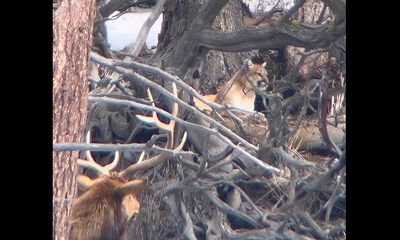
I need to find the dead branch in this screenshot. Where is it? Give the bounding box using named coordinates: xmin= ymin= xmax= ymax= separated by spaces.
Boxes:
xmin=53 ymin=142 xmax=195 ymax=157
xmin=293 ymin=208 xmax=327 ymax=240
xmin=100 ymin=52 xmax=256 ymax=115
xmin=124 ymin=0 xmax=165 ymax=56
xmin=201 ymin=189 xmax=263 ymax=229
xmin=87 ymin=95 xmax=280 ymax=175
xmin=89 ymin=52 xmax=259 ymax=150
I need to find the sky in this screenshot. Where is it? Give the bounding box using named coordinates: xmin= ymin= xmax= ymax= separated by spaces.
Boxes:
xmin=105 ymin=11 xmax=163 ymax=51
xmin=105 ymin=1 xmax=293 ymax=51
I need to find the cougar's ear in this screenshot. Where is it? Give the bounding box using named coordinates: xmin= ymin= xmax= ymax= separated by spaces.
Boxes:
xmin=245 ymin=59 xmax=253 ymax=70
xmin=262 ymin=62 xmax=266 ymax=68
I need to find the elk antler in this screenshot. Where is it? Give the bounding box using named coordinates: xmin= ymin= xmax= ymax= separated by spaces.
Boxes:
xmin=120 ymin=82 xmax=187 ymax=178
xmin=135 ymin=82 xmax=178 ymax=148
xmin=78 ymin=82 xmax=187 ymax=179
xmin=77 ymin=130 xmax=121 ymax=177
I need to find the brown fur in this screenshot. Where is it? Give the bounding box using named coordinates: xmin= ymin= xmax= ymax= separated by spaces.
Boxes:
xmin=70 ymin=174 xmax=146 ymax=240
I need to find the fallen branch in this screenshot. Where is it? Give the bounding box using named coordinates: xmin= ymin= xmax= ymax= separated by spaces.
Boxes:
xmin=89 ymin=52 xmax=258 ymax=151
xmin=201 ymin=188 xmax=263 ymax=229
xmin=53 ymin=142 xmax=195 ymax=157
xmin=87 ymin=95 xmax=281 ymax=175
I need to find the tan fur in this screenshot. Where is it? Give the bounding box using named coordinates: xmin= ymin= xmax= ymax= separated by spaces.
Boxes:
xmin=216 ymin=59 xmax=268 ymax=110
xmin=193 ymin=94 xmax=216 ymax=111
xmin=70 ymin=175 xmax=147 ymax=240
xmin=194 ymin=59 xmax=268 ymax=112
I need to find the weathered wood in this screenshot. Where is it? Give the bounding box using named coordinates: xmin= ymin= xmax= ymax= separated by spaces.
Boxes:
xmin=124 ymin=0 xmax=165 ymax=56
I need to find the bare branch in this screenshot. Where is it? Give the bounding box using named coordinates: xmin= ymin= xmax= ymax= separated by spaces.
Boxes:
xmin=124 ymin=0 xmax=165 ymax=56
xmin=109 ymin=54 xmax=255 ymax=115
xmin=99 ymin=0 xmax=126 ymax=18
xmin=99 ymin=0 xmax=156 ymax=18
xmin=86 ymin=95 xmax=281 ymax=175
xmin=89 ymin=53 xmax=258 ymax=151
xmin=199 ymin=21 xmax=345 ymax=52
xmin=89 ymin=95 xmax=216 ymax=133
xmin=201 ymin=189 xmax=263 ymax=229
xmin=223 ymin=181 xmax=264 ymax=220
xmin=119 ymin=132 xmax=188 ymax=178
xmin=53 ymin=142 xmax=195 ymax=158
xmin=294 ymin=209 xmax=327 ymax=239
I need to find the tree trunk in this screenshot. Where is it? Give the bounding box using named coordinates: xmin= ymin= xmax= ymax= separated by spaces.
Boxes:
xmin=151 ymin=0 xmax=251 ymax=94
xmin=53 ymin=0 xmax=96 ymax=239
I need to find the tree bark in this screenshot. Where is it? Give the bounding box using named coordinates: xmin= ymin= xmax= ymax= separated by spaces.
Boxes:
xmin=53 ymin=0 xmax=96 ymax=239
xmin=151 ymin=0 xmax=345 ymax=94
xmin=152 ymin=0 xmax=250 ymax=94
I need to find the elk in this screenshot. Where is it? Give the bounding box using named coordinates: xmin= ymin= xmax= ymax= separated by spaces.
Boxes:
xmin=70 ymin=82 xmax=186 ymax=240
xmin=193 ymin=57 xmax=269 ymax=112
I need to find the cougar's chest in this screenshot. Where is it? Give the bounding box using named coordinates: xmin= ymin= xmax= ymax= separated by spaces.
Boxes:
xmin=221 ymin=84 xmax=255 ymax=110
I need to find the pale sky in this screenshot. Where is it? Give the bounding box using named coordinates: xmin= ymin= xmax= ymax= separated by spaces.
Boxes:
xmin=106 ymin=1 xmax=293 ymax=51
xmin=106 ymin=12 xmax=163 ymax=51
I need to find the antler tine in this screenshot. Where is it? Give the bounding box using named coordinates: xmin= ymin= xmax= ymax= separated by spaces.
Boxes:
xmin=77 ymin=159 xmax=109 ymax=176
xmin=136 ymin=88 xmax=170 ymax=131
xmin=79 ymin=128 xmax=119 ymax=176
xmin=103 ymin=151 xmax=120 ymax=172
xmin=85 ymin=130 xmax=96 ymax=163
xmin=166 ymin=82 xmax=178 ymax=148
xmin=119 ymin=84 xmax=184 ymax=178
xmin=175 ymin=131 xmax=187 ymax=150
xmin=137 ymin=83 xmax=178 ymax=131
xmin=136 ymin=82 xmax=179 ymax=148
xmin=118 ymin=131 xmax=188 ymax=179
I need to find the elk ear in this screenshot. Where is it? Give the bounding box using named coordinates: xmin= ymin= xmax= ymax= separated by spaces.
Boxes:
xmin=262 ymin=62 xmax=266 ymax=68
xmin=77 ymin=175 xmax=95 ymax=193
xmin=118 ymin=178 xmax=148 ymax=197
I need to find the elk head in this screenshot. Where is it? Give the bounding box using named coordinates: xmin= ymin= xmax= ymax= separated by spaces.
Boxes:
xmin=70 ymin=144 xmax=147 ymax=240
